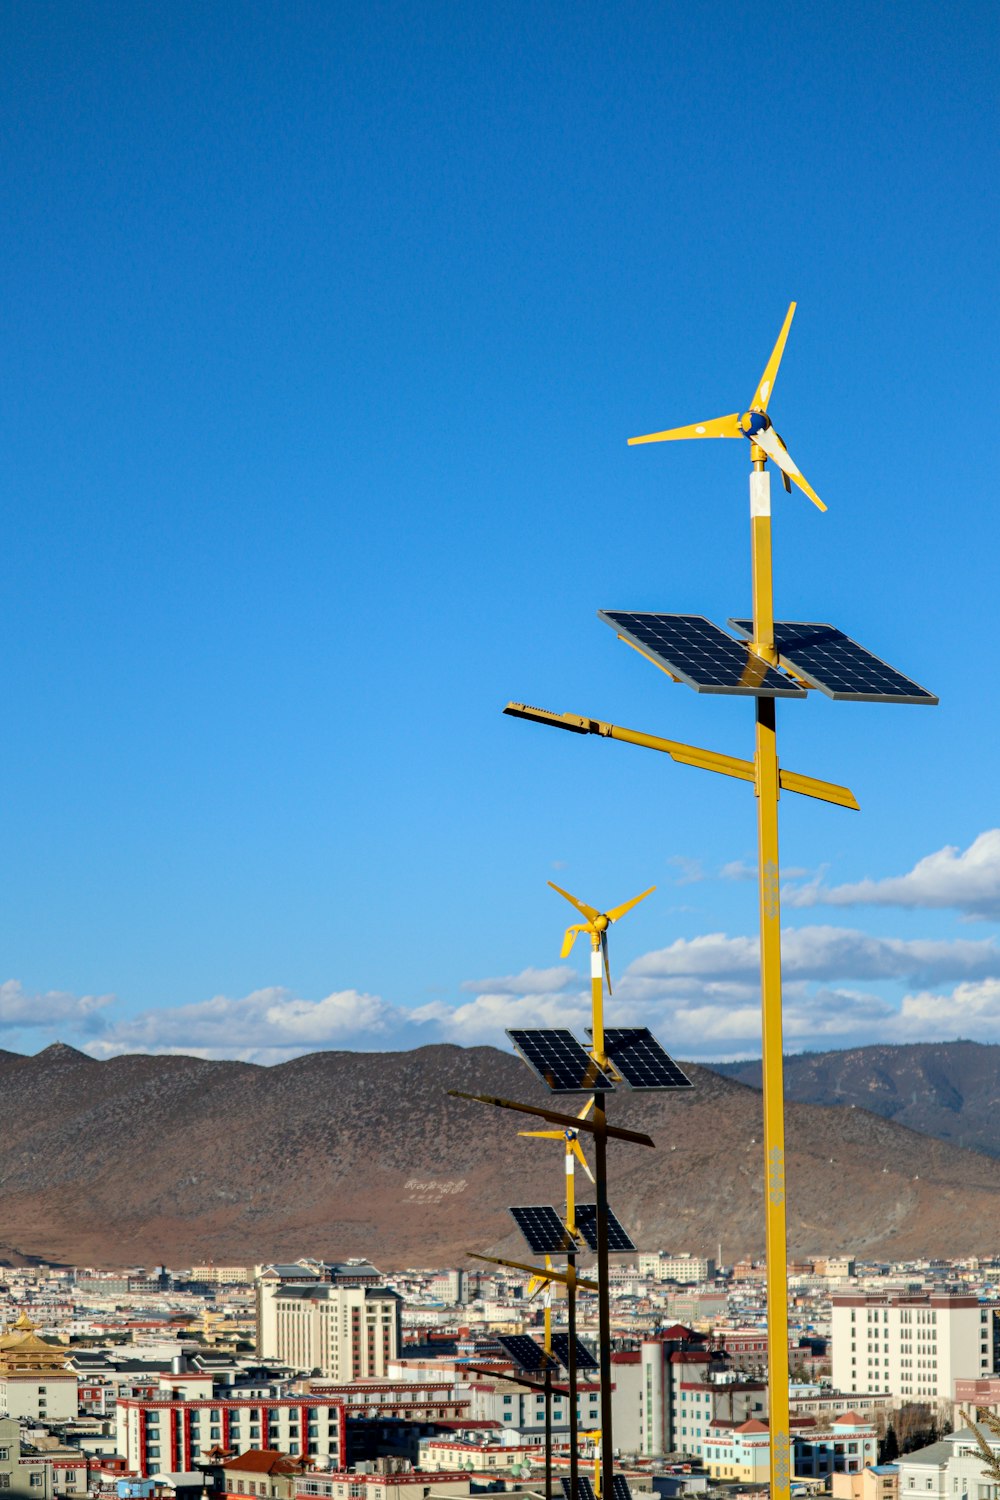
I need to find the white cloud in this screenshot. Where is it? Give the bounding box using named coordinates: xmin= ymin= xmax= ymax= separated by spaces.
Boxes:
xmin=897 ymin=978 xmax=1000 ymax=1038
xmin=784 ymin=830 xmax=1000 ymax=918
xmin=0 ymin=980 xmax=111 ymax=1032
xmin=620 ymin=926 xmax=1000 ymax=991
xmin=459 ymin=966 xmax=577 ymax=996
xmin=656 ymin=984 xmax=895 ymax=1052
xmin=86 ymin=986 xmax=417 ymax=1063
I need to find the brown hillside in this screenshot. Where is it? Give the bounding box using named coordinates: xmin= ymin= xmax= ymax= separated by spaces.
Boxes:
xmin=713 ymin=1041 xmax=1000 ymax=1157
xmin=0 ymin=1042 xmax=998 ymax=1268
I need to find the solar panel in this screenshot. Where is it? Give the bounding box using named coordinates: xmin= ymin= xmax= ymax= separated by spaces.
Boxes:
xmin=507 ymin=1028 xmax=616 ymax=1094
xmin=509 ymin=1205 xmax=578 ymax=1255
xmin=728 ymin=619 xmax=938 ymax=704
xmin=599 ymin=1027 xmax=695 ymax=1092
xmin=561 ymin=1480 xmax=597 ymax=1500
xmin=550 ymin=1332 xmax=599 ymax=1372
xmin=575 ymin=1203 xmax=636 ymax=1253
xmin=612 ymin=1477 xmax=633 ymax=1500
xmin=599 ymin=611 xmax=805 ymax=698
xmin=496 ymin=1333 xmax=555 ymax=1372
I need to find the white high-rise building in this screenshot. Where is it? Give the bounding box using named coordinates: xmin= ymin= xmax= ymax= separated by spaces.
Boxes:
xmin=256 ymin=1279 xmax=400 ymax=1379
xmin=637 ymin=1253 xmax=716 ymax=1284
xmin=831 ymin=1291 xmax=993 ymax=1404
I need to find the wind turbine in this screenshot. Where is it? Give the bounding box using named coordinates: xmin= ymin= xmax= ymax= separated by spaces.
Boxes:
xmin=548 ymin=881 xmax=654 ymax=1045
xmin=628 ymin=301 xmax=826 ymax=512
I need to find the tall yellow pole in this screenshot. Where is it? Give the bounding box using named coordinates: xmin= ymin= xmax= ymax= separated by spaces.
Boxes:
xmin=750 ymin=462 xmax=791 ymax=1500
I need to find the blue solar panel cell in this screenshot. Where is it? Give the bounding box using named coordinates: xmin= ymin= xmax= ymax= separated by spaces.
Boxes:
xmin=599 ymin=611 xmax=805 ymax=697
xmin=728 ymin=619 xmax=938 ymax=704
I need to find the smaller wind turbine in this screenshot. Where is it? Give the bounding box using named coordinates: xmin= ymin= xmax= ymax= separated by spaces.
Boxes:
xmin=628 ymin=301 xmax=826 ymax=512
xmin=549 ymin=880 xmax=654 ymax=1015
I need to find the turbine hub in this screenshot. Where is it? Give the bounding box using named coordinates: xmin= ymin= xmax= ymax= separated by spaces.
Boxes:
xmin=740 ymin=410 xmax=771 ymax=438
xmin=594 ymin=914 xmax=609 ymax=932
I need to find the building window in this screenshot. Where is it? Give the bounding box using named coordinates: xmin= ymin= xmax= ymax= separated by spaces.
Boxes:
xmin=0 ymin=1476 xmax=10 ymax=1489
xmin=30 ymin=1478 xmax=43 ymax=1489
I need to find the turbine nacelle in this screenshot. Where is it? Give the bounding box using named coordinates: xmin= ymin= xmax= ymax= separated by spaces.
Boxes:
xmin=740 ymin=410 xmax=771 ymax=438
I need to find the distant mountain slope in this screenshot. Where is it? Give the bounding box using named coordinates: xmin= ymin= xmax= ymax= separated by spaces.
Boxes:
xmin=1 ymin=1041 xmax=999 ymax=1267
xmin=712 ymin=1041 xmax=1000 ymax=1157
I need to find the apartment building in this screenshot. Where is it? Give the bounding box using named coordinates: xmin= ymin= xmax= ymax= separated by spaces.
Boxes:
xmin=611 ymin=1328 xmax=766 ymax=1457
xmin=896 ymin=1419 xmax=1000 ymax=1500
xmin=703 ymin=1412 xmax=876 ymax=1483
xmin=0 ymin=1416 xmax=54 ymax=1500
xmin=257 ymin=1280 xmax=401 ymax=1380
xmin=116 ymin=1391 xmax=346 ymax=1477
xmin=295 ymin=1474 xmax=472 ymax=1500
xmin=190 ymin=1267 xmax=252 ymax=1286
xmin=637 ymin=1255 xmax=717 ymax=1285
xmin=466 ymin=1376 xmax=601 ymax=1434
xmin=833 ymin=1463 xmax=900 ymax=1500
xmin=831 ymin=1292 xmax=993 ymax=1403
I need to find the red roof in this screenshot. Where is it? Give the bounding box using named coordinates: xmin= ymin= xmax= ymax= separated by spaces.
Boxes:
xmin=835 ymin=1411 xmax=868 ymax=1426
xmin=224 ymin=1452 xmax=304 ymax=1477
xmin=736 ymin=1419 xmax=770 ymax=1434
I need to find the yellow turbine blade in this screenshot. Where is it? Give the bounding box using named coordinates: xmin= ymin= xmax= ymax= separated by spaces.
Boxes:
xmin=753 ymin=425 xmax=827 ymax=512
xmin=570 ymin=1138 xmax=595 ymax=1184
xmin=548 ymin=881 xmax=600 ymax=924
xmin=518 ymin=1129 xmax=563 ymax=1139
xmin=750 ymin=301 xmax=796 ymax=413
xmin=605 ymin=884 xmax=656 ymax=924
xmin=628 ymin=412 xmax=741 ymax=446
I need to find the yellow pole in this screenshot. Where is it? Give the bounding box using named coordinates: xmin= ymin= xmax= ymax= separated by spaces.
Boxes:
xmin=750 ymin=462 xmax=791 ymax=1500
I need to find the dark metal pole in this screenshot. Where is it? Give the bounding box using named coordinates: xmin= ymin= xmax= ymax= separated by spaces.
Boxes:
xmin=594 ymin=1089 xmax=614 ymax=1500
xmin=545 ymin=1362 xmax=553 ymax=1500
xmin=567 ymin=1254 xmax=579 ymax=1500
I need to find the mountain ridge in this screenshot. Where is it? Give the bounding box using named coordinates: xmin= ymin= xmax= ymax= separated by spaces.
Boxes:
xmin=711 ymin=1039 xmax=1000 ymax=1157
xmin=0 ymin=1040 xmax=999 ymax=1267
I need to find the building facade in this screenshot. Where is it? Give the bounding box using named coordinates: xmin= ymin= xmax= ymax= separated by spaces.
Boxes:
xmin=611 ymin=1329 xmax=766 ymax=1458
xmin=0 ymin=1312 xmax=77 ymax=1422
xmin=0 ymin=1415 xmax=54 ymax=1500
xmin=257 ymin=1280 xmax=400 ymax=1380
xmin=831 ymin=1293 xmax=993 ymax=1403
xmin=115 ymin=1394 xmax=346 ymax=1477
xmin=896 ymin=1422 xmax=1000 ymax=1500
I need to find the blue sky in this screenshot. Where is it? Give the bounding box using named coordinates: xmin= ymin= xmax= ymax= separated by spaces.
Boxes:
xmin=2 ymin=0 xmax=998 ymax=1062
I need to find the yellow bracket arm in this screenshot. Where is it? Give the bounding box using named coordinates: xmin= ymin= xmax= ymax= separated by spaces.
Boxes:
xmin=468 ymin=1251 xmax=599 ymax=1291
xmin=503 ymin=702 xmax=858 ymax=812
